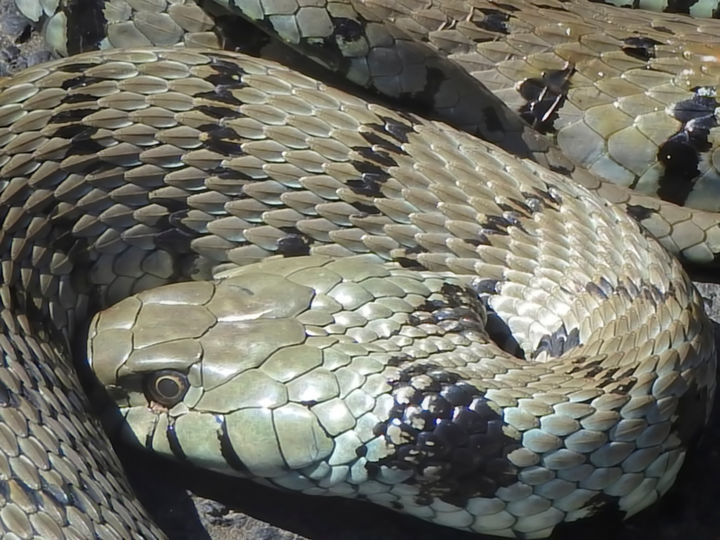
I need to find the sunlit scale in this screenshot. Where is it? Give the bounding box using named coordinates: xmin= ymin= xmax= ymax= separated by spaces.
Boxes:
xmin=0 ymin=0 xmax=719 ymax=538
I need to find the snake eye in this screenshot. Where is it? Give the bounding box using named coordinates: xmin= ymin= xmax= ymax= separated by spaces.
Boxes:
xmin=144 ymin=370 xmax=189 ymax=407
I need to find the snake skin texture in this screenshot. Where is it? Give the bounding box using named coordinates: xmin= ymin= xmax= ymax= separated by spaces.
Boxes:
xmin=0 ymin=44 xmax=714 ymax=537
xmin=0 ymin=0 xmax=718 ymax=539
xmin=18 ymin=0 xmax=720 ymax=264
xmin=203 ymin=0 xmax=720 ymax=264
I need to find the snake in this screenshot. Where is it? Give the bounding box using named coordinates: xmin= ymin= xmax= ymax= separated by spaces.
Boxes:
xmin=0 ymin=0 xmax=716 ymax=538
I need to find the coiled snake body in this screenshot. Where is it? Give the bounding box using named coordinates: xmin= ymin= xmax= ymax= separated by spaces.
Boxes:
xmin=0 ymin=0 xmax=717 ymax=538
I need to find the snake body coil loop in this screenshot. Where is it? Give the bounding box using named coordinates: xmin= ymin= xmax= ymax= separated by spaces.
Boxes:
xmin=0 ymin=0 xmax=718 ymax=538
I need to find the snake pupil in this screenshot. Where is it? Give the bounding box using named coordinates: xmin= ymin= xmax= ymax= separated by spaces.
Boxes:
xmin=157 ymin=377 xmax=179 ymax=397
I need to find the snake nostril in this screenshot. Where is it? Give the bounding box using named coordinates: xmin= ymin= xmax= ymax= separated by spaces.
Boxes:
xmin=144 ymin=370 xmax=190 ymax=407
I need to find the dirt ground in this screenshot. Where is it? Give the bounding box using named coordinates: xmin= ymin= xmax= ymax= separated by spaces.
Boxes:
xmin=0 ymin=2 xmax=718 ymax=539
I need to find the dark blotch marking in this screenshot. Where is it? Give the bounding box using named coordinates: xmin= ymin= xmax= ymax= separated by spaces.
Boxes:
xmin=387 ymin=355 xmax=412 ymax=368
xmin=464 ymin=233 xmax=491 ymax=247
xmin=205 ymin=57 xmax=248 ymax=89
xmin=505 ymin=211 xmax=524 ymax=227
xmin=473 ymin=279 xmax=499 ymax=295
xmin=613 ymin=283 xmax=635 ymax=304
xmin=332 ymin=17 xmax=365 ymax=42
xmin=568 ymin=358 xmax=603 ymax=379
xmin=167 ymin=210 xmax=198 ymax=236
xmin=585 ymin=276 xmax=662 ymax=306
xmin=49 ymin=108 xmax=98 ymax=125
xmin=196 ymin=90 xmax=244 ymax=107
xmin=346 ymin=176 xmax=384 ymax=197
xmin=43 ymin=482 xmax=71 ymax=506
xmin=154 ymin=230 xmax=194 ymax=257
xmin=347 ymin=160 xmax=391 ymax=197
xmin=467 ymin=281 xmax=524 ymax=358
xmin=55 ymin=62 xmax=101 ymax=74
xmin=552 ymin=493 xmax=624 ymax=535
xmin=62 ymin=93 xmax=103 ymax=104
xmin=612 ymin=377 xmax=637 ymax=395
xmin=351 ymin=201 xmax=381 ymax=215
xmin=652 ymin=26 xmax=674 ymax=34
xmin=521 ymin=193 xmax=545 ymax=213
xmin=51 ymin=123 xmax=94 ymax=140
xmin=498 ymin=203 xmax=531 ymax=221
xmin=371 ymin=363 xmax=520 ymax=507
xmin=657 ymin=138 xmax=703 ymax=205
xmin=353 ymin=159 xmax=392 ymax=177
xmin=196 ymin=105 xmax=240 ymax=120
xmin=138 ymin=210 xmax=195 ymax=255
xmin=61 ymin=76 xmax=104 ymax=91
xmin=622 ymin=37 xmax=661 ymax=61
xmin=361 ymin=131 xmax=404 ymax=155
xmin=597 ymin=277 xmax=614 ymax=297
xmin=472 ymin=9 xmax=511 ymax=34
xmin=642 ymin=284 xmax=661 ymax=306
xmin=409 ymin=282 xmax=487 ymax=335
xmin=51 ymin=125 xmax=104 ymax=156
xmin=658 ymin=87 xmax=719 ymax=205
xmin=203 ymin=126 xmax=245 ymax=155
xmin=392 ymin=245 xmax=429 ymax=269
xmin=63 ymin=0 xmax=106 ymax=54
xmin=665 ymin=0 xmax=697 ymax=14
xmin=355 ymin=146 xmax=399 ymax=168
xmin=0 ymin=380 xmax=10 ymax=406
xmin=625 ymin=204 xmax=655 ymax=222
xmin=670 ymin=90 xmax=718 ymax=125
xmin=518 ymin=66 xmax=574 ymax=134
xmin=586 ymin=280 xmax=608 ymax=300
xmin=381 ymin=116 xmax=413 ymax=143
xmin=529 ymin=188 xmax=563 ymax=208
xmin=483 ymin=215 xmax=513 ymax=235
xmin=533 ymin=324 xmax=581 ymax=359
xmin=487 ymin=216 xmax=514 ymax=235
xmin=472 ymin=213 xmax=527 ymax=241
xmin=394 ymin=259 xmax=426 ymax=269
xmin=277 ymin=229 xmax=311 ymax=256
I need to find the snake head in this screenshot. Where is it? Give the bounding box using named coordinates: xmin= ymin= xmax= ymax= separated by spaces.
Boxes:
xmin=86 ymin=256 xmax=321 ymax=475
xmin=86 ymin=254 xmax=492 ymax=481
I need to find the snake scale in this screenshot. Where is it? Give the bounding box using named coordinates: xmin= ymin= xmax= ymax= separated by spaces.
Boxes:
xmin=0 ymin=0 xmax=715 ymax=538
